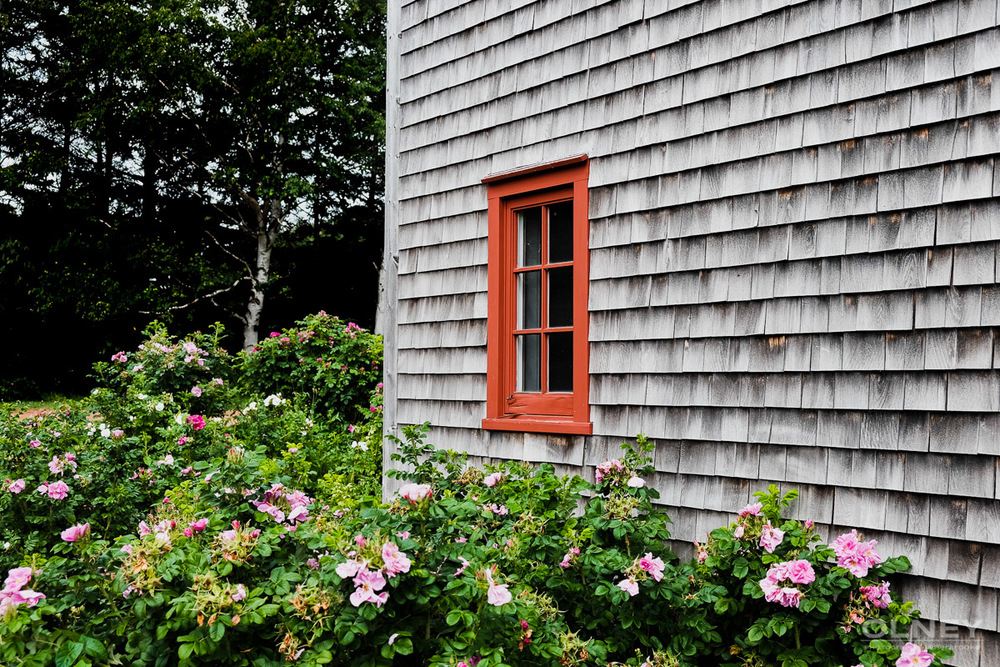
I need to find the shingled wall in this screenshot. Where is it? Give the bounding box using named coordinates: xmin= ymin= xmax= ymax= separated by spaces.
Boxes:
xmin=384 ymin=0 xmax=1000 ymax=662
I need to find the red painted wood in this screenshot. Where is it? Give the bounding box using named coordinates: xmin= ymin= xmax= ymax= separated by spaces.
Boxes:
xmin=482 ymin=157 xmax=591 ymax=435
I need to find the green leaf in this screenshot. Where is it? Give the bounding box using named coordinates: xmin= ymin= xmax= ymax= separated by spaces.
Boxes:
xmin=178 ymin=643 xmax=194 ymax=661
xmin=56 ymin=641 xmax=84 ymax=667
xmin=210 ymin=621 xmax=225 ymax=642
xmin=81 ymin=635 xmax=107 ymax=661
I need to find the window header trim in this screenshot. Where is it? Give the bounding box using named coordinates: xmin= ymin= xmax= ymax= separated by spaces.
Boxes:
xmin=481 ymin=154 xmax=589 ymax=185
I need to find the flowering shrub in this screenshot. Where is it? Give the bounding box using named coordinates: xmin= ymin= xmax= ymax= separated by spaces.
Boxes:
xmin=237 ymin=311 xmax=382 ymax=425
xmin=690 ymin=486 xmax=953 ymax=667
xmin=0 ymin=415 xmax=953 ymax=667
xmin=0 ymin=309 xmax=954 ymax=667
xmin=92 ymin=321 xmax=235 ymax=421
xmin=0 ymin=314 xmax=383 ymax=575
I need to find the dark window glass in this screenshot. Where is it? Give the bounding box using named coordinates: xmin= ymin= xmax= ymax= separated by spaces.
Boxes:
xmin=518 ymin=270 xmax=541 ymax=329
xmin=517 ymin=333 xmax=541 ymax=392
xmin=518 ymin=207 xmax=542 ymax=267
xmin=548 ymin=267 xmax=573 ymax=327
xmin=548 ymin=200 xmax=573 ymax=263
xmin=548 ymin=332 xmax=573 ymax=392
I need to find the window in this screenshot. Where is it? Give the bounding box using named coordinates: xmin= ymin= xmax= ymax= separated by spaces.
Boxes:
xmin=482 ymin=155 xmax=591 ymax=435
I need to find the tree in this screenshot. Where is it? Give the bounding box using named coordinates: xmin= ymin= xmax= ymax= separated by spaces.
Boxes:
xmin=0 ymin=0 xmax=385 ymax=396
xmin=82 ymin=0 xmax=387 ymax=348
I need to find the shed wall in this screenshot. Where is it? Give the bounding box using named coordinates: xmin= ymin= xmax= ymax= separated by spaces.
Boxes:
xmin=386 ymin=0 xmax=1000 ymax=661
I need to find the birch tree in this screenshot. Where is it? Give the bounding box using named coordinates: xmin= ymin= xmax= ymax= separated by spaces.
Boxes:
xmin=1 ymin=0 xmax=386 ymax=353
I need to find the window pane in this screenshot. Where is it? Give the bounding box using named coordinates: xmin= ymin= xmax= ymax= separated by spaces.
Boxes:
xmin=548 ymin=200 xmax=573 ymax=263
xmin=548 ymin=267 xmax=573 ymax=327
xmin=518 ymin=207 xmax=542 ymax=267
xmin=517 ymin=334 xmax=541 ymax=392
xmin=518 ymin=270 xmax=541 ymax=329
xmin=548 ymin=332 xmax=573 ymax=392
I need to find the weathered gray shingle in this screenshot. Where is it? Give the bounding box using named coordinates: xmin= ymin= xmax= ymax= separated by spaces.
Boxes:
xmin=391 ymin=0 xmax=1000 ymax=649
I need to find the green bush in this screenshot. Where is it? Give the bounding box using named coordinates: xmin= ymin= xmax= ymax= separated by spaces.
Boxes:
xmin=0 ymin=314 xmax=952 ymax=667
xmin=237 ymin=312 xmax=382 ymax=426
xmin=1 ymin=424 xmax=951 ymax=667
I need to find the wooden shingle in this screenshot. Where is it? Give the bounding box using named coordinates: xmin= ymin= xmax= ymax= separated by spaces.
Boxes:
xmin=390 ymin=1 xmax=1000 ymax=655
xmin=869 ymin=372 xmax=906 ymax=410
xmin=927 ymin=495 xmax=969 ymax=540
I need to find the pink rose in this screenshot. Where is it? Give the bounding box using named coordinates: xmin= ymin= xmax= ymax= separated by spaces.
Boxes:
xmin=45 ymin=481 xmax=70 ymax=500
xmin=860 ymin=582 xmax=892 ymax=609
xmin=739 ymin=502 xmax=763 ymax=517
xmin=7 ymin=479 xmax=25 ymax=494
xmin=398 ymin=483 xmax=432 ymax=504
xmin=191 ymin=386 xmax=202 ymax=397
xmin=833 ymin=530 xmax=882 ymax=577
xmin=381 ymin=542 xmax=411 ymax=578
xmin=350 ymin=568 xmax=388 ymax=607
xmin=231 ymin=584 xmax=247 ymax=602
xmin=896 ymin=642 xmax=934 ymax=667
xmin=638 ymin=553 xmax=665 ymax=582
xmin=616 ymin=577 xmax=639 ymax=597
xmin=832 ymin=530 xmax=861 ymax=559
xmin=336 ymin=559 xmax=364 ymax=580
xmin=778 ymin=586 xmax=802 ymax=608
xmin=760 ymin=576 xmax=780 ymax=602
xmin=483 ymin=472 xmax=502 ymax=487
xmin=759 ymin=523 xmax=784 ymax=553
xmin=487 ymin=581 xmax=512 ymax=606
xmin=785 ymin=559 xmax=815 ymax=585
xmin=60 ymin=523 xmax=90 ymax=542
xmin=3 ymin=567 xmax=34 ymax=594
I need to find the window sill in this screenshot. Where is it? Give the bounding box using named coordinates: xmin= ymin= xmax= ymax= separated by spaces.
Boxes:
xmin=482 ymin=416 xmax=593 ymax=435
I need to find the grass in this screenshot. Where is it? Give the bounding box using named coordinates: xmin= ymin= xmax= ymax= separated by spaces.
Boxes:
xmin=3 ymin=395 xmax=84 ymax=415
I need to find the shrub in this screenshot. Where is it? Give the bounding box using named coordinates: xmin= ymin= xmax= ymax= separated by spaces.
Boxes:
xmin=0 ymin=313 xmax=383 ymax=576
xmin=0 ymin=309 xmax=953 ymax=667
xmin=688 ymin=486 xmax=951 ymax=667
xmin=237 ymin=312 xmax=382 ymax=425
xmin=4 ymin=425 xmax=944 ymax=667
xmin=91 ymin=321 xmax=236 ymax=424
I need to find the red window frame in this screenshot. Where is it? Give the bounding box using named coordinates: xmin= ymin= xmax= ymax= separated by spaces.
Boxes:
xmin=482 ymin=155 xmax=592 ymax=435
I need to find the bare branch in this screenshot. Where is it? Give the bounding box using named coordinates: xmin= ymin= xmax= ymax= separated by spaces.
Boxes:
xmin=203 ymin=228 xmax=254 ymax=279
xmin=138 ymin=276 xmax=250 ymax=320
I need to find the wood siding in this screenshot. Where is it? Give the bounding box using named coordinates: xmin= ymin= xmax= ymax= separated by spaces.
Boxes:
xmin=386 ymin=0 xmax=1000 ymax=661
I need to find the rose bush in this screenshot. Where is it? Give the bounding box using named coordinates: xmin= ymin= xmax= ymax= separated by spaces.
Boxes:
xmin=1 ymin=419 xmax=952 ymax=667
xmin=0 ymin=314 xmax=383 ymax=573
xmin=0 ymin=314 xmax=952 ymax=667
xmin=237 ymin=311 xmax=383 ymax=426
xmin=688 ymin=485 xmax=952 ymax=667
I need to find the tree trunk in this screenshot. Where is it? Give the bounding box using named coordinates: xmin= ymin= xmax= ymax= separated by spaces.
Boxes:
xmin=242 ymin=200 xmax=280 ymax=350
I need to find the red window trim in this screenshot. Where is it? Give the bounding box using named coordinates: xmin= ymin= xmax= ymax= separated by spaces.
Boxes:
xmin=482 ymin=156 xmax=592 ymax=435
